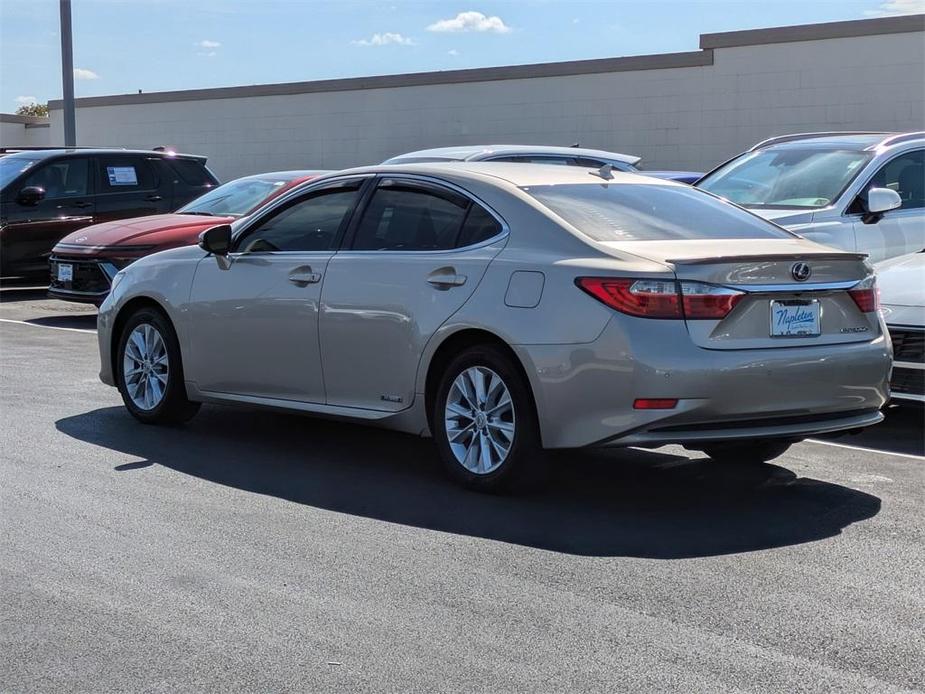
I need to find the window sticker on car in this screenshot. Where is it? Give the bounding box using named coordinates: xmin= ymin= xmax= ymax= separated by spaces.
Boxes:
xmin=107 ymin=166 xmax=138 ymax=186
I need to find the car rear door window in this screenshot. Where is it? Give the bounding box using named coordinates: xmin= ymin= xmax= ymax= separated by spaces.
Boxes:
xmin=351 ymin=183 xmax=470 ymax=251
xmin=22 ymin=158 xmax=90 ymax=198
xmin=97 ymin=156 xmax=157 ymax=192
xmin=235 ymin=184 xmax=361 ymax=253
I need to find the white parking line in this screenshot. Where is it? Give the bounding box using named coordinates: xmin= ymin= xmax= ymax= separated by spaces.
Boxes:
xmin=0 ymin=318 xmax=96 ymax=335
xmin=807 ymin=438 xmax=924 ymax=461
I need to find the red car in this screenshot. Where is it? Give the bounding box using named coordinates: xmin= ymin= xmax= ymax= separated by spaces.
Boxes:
xmin=48 ymin=170 xmax=327 ymax=304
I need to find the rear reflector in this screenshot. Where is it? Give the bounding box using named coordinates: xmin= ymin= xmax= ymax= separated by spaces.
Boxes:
xmin=575 ymin=277 xmax=743 ymax=320
xmin=634 ymin=398 xmax=679 ymax=410
xmin=848 ymin=276 xmax=879 ymax=313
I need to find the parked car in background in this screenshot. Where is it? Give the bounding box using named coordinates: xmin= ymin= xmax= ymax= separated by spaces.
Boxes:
xmin=876 ymin=250 xmax=924 ymax=405
xmin=48 ymin=170 xmax=326 ymax=305
xmin=696 ymin=132 xmax=925 ymax=262
xmin=97 ymin=163 xmax=888 ymax=491
xmin=0 ymin=148 xmax=218 ymax=277
xmin=383 ymin=145 xmax=702 ymax=182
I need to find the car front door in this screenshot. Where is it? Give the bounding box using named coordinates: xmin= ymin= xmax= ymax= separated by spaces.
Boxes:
xmin=92 ymin=154 xmax=167 ymax=223
xmin=848 ymin=149 xmax=925 ymax=262
xmin=0 ymin=156 xmax=94 ymax=274
xmin=186 ymin=177 xmax=366 ymax=402
xmin=319 ymin=176 xmax=507 ymax=411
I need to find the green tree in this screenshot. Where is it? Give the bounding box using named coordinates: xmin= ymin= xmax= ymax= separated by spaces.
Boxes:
xmin=15 ymin=102 xmax=48 ymax=117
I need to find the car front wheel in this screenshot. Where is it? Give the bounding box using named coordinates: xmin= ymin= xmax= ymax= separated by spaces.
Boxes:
xmin=116 ymin=307 xmax=200 ymax=425
xmin=433 ymin=344 xmax=540 ymax=492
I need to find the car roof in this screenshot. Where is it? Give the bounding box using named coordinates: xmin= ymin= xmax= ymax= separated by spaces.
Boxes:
xmin=331 ymin=161 xmax=682 ymax=188
xmin=0 ymin=147 xmax=207 ymax=161
xmin=752 ymin=131 xmax=925 ymax=152
xmin=235 ymin=170 xmax=329 ymax=181
xmin=385 ymin=144 xmax=641 ymax=166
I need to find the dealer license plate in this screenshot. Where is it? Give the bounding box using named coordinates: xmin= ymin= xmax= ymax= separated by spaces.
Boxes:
xmin=770 ymin=299 xmax=820 ymax=337
xmin=57 ymin=263 xmax=73 ymax=282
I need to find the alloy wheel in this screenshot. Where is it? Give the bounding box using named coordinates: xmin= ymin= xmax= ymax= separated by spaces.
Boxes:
xmin=122 ymin=323 xmax=169 ymax=411
xmin=444 ymin=366 xmax=515 ymax=474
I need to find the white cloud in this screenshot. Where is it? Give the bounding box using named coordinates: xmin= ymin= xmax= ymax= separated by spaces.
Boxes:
xmin=427 ymin=11 xmax=511 ymax=33
xmin=15 ymin=95 xmax=38 ymax=106
xmin=448 ymin=48 xmax=460 ymax=56
xmin=352 ymin=32 xmax=415 ymax=46
xmin=73 ymin=68 xmax=99 ymax=80
xmin=197 ymin=39 xmax=221 ymax=48
xmin=865 ymin=0 xmax=925 ymax=14
xmin=197 ymin=51 xmax=217 ymax=58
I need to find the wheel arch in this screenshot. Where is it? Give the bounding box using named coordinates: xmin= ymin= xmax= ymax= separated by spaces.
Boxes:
xmin=422 ymin=327 xmax=541 ymax=437
xmin=110 ymin=296 xmax=175 ymax=381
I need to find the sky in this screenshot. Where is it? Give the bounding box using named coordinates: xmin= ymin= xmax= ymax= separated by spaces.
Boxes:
xmin=1 ymin=0 xmax=922 ymax=112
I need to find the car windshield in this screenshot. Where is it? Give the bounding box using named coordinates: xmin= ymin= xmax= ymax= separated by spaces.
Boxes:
xmin=178 ymin=176 xmax=293 ymax=216
xmin=0 ymin=156 xmax=42 ymax=189
xmin=697 ymin=148 xmax=872 ymax=209
xmin=523 ymin=183 xmax=794 ymax=242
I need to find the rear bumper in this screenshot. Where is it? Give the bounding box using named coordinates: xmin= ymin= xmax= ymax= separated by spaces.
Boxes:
xmin=515 ymin=317 xmax=892 ymax=449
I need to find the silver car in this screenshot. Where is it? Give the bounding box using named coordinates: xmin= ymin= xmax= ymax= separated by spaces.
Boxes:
xmin=97 ymin=163 xmax=891 ymax=491
xmin=876 ymin=251 xmax=924 ymax=404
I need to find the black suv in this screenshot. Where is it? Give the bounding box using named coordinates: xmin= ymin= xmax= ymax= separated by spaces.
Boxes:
xmin=0 ymin=148 xmax=218 ymax=277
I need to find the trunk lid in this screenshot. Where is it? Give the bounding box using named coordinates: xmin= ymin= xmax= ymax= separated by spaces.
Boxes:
xmin=600 ymin=238 xmax=879 ymax=349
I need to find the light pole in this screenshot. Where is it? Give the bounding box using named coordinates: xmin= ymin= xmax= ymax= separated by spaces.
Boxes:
xmin=59 ymin=0 xmax=76 ymax=146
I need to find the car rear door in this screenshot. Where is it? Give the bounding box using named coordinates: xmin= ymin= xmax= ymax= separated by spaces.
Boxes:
xmin=319 ymin=176 xmax=507 ymax=411
xmin=186 ymin=177 xmax=366 ymax=403
xmin=92 ymin=154 xmax=167 ymax=223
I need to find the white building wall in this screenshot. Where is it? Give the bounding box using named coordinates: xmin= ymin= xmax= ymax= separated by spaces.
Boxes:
xmin=0 ymin=117 xmax=51 ymax=148
xmin=49 ymin=19 xmax=925 ymax=181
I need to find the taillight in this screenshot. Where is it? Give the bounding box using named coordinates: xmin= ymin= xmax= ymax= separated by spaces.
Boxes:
xmin=848 ymin=276 xmax=879 ymax=313
xmin=575 ymin=278 xmax=681 ymax=318
xmin=575 ymin=277 xmax=743 ymax=320
xmin=679 ymin=281 xmax=744 ymax=319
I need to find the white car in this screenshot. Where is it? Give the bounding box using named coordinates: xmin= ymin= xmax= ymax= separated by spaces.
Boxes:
xmin=876 ymin=250 xmax=924 ymax=404
xmin=697 ymin=132 xmax=924 ymax=262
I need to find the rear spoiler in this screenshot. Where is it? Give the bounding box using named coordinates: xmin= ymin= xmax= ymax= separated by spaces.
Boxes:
xmin=668 ymin=252 xmax=868 ymax=264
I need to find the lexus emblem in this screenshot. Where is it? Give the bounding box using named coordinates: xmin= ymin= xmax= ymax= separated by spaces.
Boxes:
xmin=791 ymin=262 xmax=812 ymax=282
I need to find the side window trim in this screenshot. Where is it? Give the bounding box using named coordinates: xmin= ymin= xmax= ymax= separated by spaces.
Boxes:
xmin=842 ymin=148 xmax=924 ymax=217
xmin=340 ymin=174 xmax=509 ymax=253
xmin=231 ymin=176 xmax=369 ymax=254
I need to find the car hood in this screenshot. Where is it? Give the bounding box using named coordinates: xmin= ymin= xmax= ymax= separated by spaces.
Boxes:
xmin=54 ymin=214 xmax=233 ymax=256
xmin=876 ymin=252 xmax=924 ymax=310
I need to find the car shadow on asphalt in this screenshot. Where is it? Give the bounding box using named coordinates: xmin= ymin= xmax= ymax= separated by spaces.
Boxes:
xmin=56 ymin=405 xmax=881 ymax=559
xmin=24 ymin=314 xmax=98 ymax=330
xmin=820 ymin=405 xmax=924 ymax=457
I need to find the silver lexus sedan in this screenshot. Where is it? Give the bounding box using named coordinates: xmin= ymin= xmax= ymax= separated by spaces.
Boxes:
xmin=97 ymin=163 xmax=891 ymax=491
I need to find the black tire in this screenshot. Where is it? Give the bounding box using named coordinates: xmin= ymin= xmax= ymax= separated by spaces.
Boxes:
xmin=116 ymin=307 xmax=200 ymax=425
xmin=432 ymin=344 xmax=541 ymax=492
xmin=701 ymin=439 xmax=794 ymax=464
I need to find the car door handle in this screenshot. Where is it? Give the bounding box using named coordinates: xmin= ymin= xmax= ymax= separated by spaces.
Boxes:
xmin=427 ymin=267 xmax=467 ymax=288
xmin=145 ymin=194 xmax=163 ymax=202
xmin=71 ymin=201 xmax=92 ymax=208
xmin=288 ymin=267 xmax=322 ymax=286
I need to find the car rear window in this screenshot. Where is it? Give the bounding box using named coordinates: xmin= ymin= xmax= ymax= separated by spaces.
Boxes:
xmin=523 ymin=183 xmax=794 ymax=242
xmin=168 ymin=158 xmax=217 ymax=186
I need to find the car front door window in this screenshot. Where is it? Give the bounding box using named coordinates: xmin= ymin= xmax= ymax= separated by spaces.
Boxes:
xmin=23 ymin=158 xmax=90 ymax=199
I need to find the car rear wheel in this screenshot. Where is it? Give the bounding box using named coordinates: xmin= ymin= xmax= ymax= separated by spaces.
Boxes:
xmin=433 ymin=344 xmax=540 ymax=492
xmin=701 ymin=439 xmax=794 ymax=464
xmin=117 ymin=307 xmax=200 ymax=425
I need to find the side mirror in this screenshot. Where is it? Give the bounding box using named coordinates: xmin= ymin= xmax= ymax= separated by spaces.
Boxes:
xmin=17 ymin=186 xmax=45 ymax=206
xmin=198 ymin=224 xmax=232 ymax=255
xmin=867 ymin=187 xmax=902 ymax=215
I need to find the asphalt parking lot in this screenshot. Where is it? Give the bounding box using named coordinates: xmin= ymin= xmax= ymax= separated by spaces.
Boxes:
xmin=1 ymin=282 xmax=923 ymax=693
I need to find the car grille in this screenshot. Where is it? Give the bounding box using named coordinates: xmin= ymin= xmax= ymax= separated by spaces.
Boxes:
xmin=889 ymin=327 xmax=924 ymax=363
xmin=49 ymin=257 xmax=111 ymax=295
xmin=891 ymin=367 xmax=924 ymax=397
